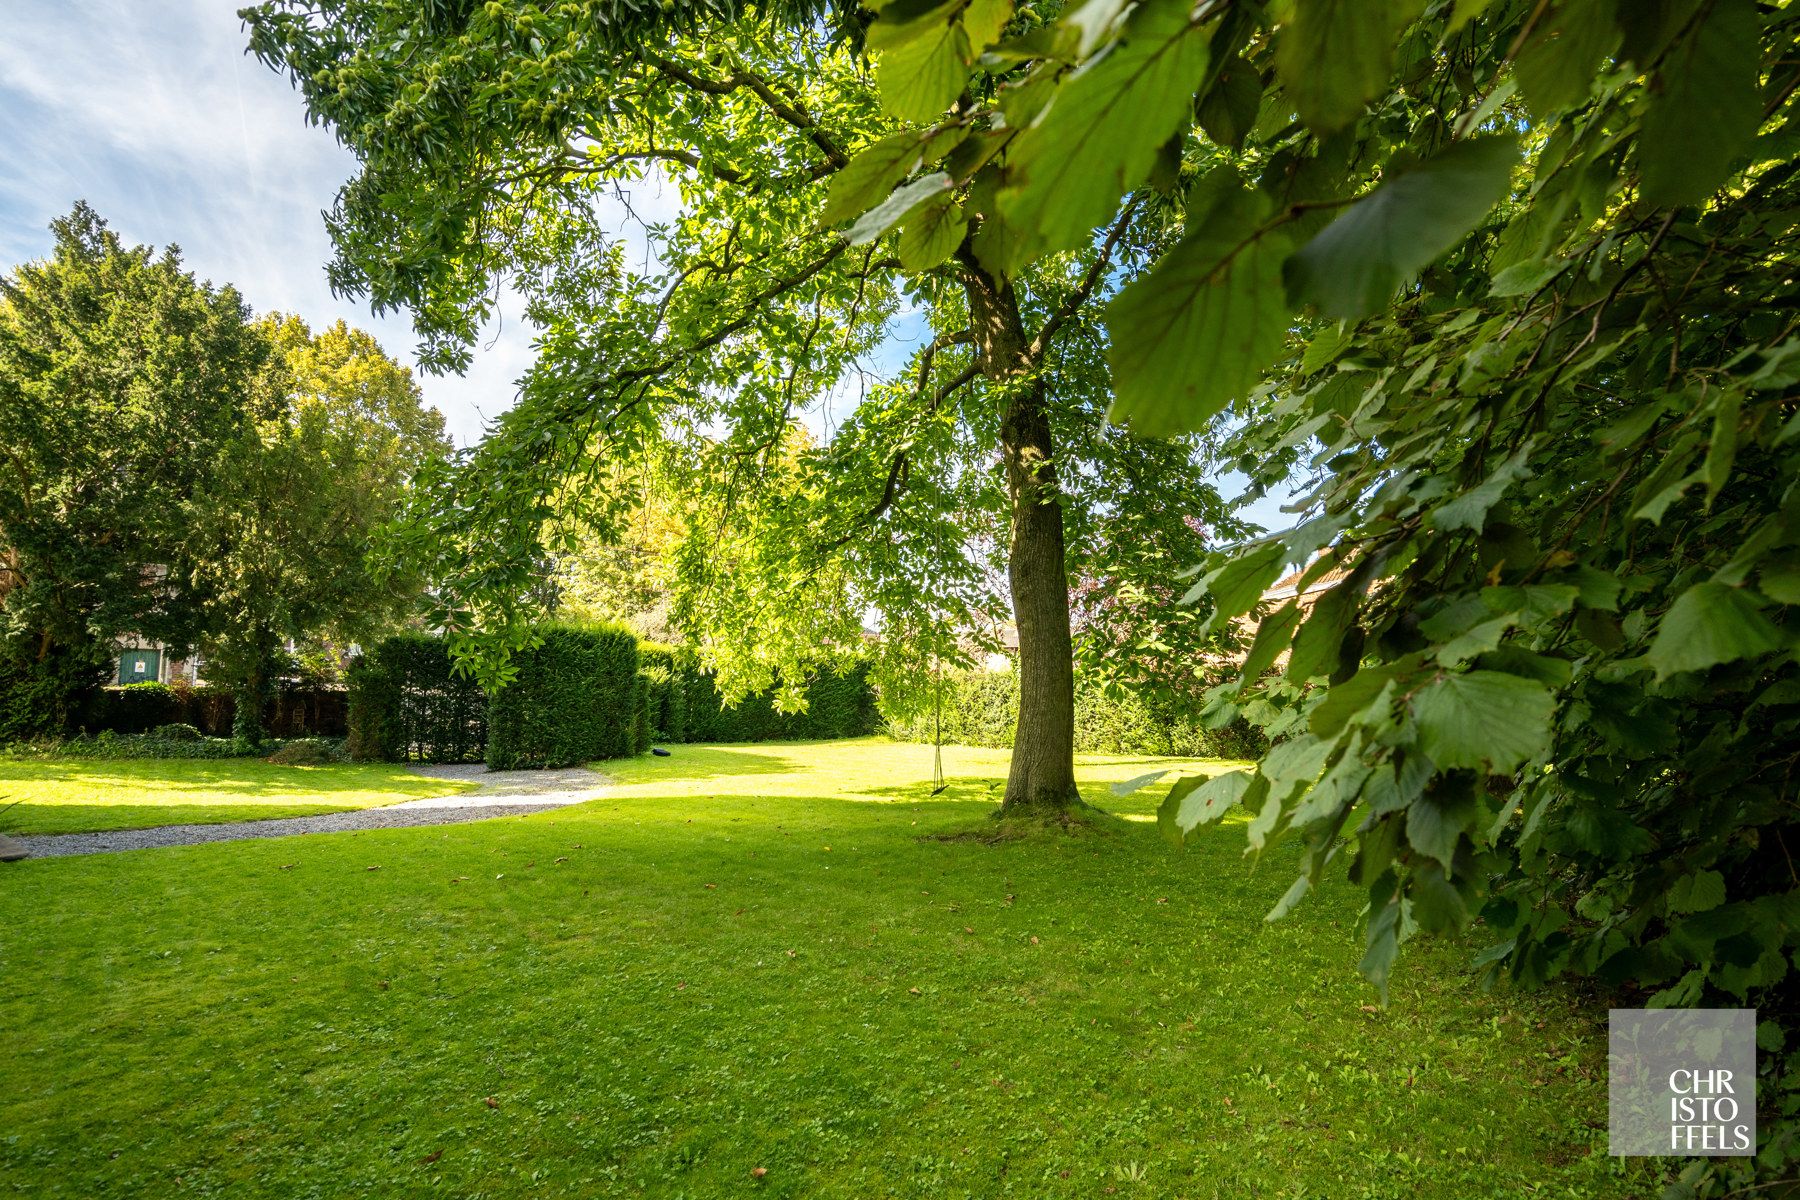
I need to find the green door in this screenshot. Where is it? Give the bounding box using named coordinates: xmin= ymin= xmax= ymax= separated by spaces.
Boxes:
xmin=118 ymin=650 xmax=161 ymax=685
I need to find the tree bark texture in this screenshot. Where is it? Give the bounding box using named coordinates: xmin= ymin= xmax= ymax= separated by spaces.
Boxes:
xmin=960 ymin=254 xmax=1079 ymax=811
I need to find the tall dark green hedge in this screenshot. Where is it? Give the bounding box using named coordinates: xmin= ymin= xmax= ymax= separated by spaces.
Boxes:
xmin=346 ymin=634 xmax=487 ymax=763
xmin=95 ymin=682 xmax=347 ymax=739
xmin=680 ymin=661 xmax=880 ymax=742
xmin=884 ymin=669 xmax=1266 ymax=760
xmin=485 ymin=622 xmax=639 ymax=769
xmin=638 ymin=643 xmax=685 ymax=744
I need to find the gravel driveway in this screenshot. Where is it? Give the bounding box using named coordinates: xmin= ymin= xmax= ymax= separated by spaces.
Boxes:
xmin=11 ymin=764 xmax=610 ymax=860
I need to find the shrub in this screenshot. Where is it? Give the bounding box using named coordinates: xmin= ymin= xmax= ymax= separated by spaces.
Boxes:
xmin=486 ymin=622 xmax=640 ymax=769
xmin=885 ymin=669 xmax=1266 ymax=760
xmin=264 ymin=738 xmax=344 ymax=766
xmin=4 ymin=731 xmax=261 ymax=760
xmin=346 ymin=634 xmax=487 ymax=763
xmin=105 ymin=682 xmax=183 ymax=734
xmin=638 ymin=643 xmax=685 ymax=743
xmin=149 ymin=722 xmax=203 ymax=742
xmin=680 ymin=662 xmax=880 ymax=742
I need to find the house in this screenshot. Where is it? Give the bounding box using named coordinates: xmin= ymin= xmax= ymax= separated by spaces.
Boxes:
xmin=114 ymin=641 xmax=204 ymax=686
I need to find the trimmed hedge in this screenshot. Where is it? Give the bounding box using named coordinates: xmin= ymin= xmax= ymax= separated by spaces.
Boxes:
xmin=486 ymin=622 xmax=640 ymax=769
xmin=638 ymin=643 xmax=686 ymax=744
xmin=345 ymin=635 xmax=487 ymax=763
xmin=96 ymin=682 xmax=349 ymax=739
xmin=680 ymin=662 xmax=880 ymax=743
xmin=885 ymin=669 xmax=1267 ymax=760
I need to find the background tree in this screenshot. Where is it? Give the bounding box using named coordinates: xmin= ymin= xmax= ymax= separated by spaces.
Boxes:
xmin=183 ymin=315 xmax=452 ymax=743
xmin=0 ymin=204 xmax=268 ymax=738
xmin=243 ymin=1 xmax=1241 ymax=811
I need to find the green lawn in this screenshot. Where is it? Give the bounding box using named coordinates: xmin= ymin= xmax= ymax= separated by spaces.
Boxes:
xmin=0 ymin=758 xmax=475 ymax=835
xmin=0 ymin=739 xmax=1655 ymax=1198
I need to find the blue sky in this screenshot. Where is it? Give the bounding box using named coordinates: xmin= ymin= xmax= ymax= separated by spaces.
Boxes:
xmin=0 ymin=0 xmax=533 ymax=446
xmin=0 ymin=1 xmax=1292 ymax=530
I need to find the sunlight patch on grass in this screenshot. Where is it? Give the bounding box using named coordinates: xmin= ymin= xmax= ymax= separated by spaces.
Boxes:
xmin=0 ymin=759 xmax=475 ymax=835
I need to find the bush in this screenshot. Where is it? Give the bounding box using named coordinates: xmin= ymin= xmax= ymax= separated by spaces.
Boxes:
xmin=486 ymin=622 xmax=640 ymax=769
xmin=105 ymin=682 xmax=184 ymax=734
xmin=679 ymin=662 xmax=880 ymax=742
xmin=3 ymin=730 xmax=261 ymax=760
xmin=92 ymin=683 xmax=348 ymax=739
xmin=638 ymin=643 xmax=685 ymax=743
xmin=264 ymin=738 xmax=344 ymax=766
xmin=149 ymin=722 xmax=203 ymax=742
xmin=885 ymin=669 xmax=1266 ymax=759
xmin=346 ymin=635 xmax=487 ymax=763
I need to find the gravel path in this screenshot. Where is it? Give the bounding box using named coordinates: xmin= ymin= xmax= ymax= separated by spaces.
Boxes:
xmin=12 ymin=764 xmax=610 ymax=860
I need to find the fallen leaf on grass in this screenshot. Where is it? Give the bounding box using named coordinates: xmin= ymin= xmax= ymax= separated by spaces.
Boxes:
xmin=751 ymin=1166 xmax=767 ymax=1179
xmin=704 ymin=883 xmax=717 ymax=890
xmin=554 ymin=857 xmax=567 ymax=864
xmin=909 ymin=986 xmax=921 ymax=995
xmin=677 ymin=982 xmax=687 ymax=990
xmin=279 ymin=864 xmax=294 ymax=870
xmin=419 ymin=1149 xmax=442 ymax=1165
xmin=785 ymin=949 xmax=796 ymax=958
xmin=1030 ymin=936 xmax=1040 ymax=945
xmin=483 ymin=1097 xmax=498 ymax=1109
xmin=365 ymin=865 xmax=381 ymax=872
xmin=964 ymin=926 xmax=974 ymax=934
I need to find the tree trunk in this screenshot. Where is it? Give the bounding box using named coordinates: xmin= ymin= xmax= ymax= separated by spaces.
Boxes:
xmin=959 ymin=254 xmax=1080 ymax=812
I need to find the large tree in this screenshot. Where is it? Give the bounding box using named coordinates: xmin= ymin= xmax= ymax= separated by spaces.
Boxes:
xmin=0 ymin=204 xmax=270 ymax=738
xmin=183 ymin=315 xmax=452 ymax=743
xmin=244 ymin=0 xmax=1239 ymax=810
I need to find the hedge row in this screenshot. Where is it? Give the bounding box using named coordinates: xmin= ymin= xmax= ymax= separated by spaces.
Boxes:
xmin=346 ymin=630 xmax=881 ymax=766
xmin=345 ymin=634 xmax=487 ymax=763
xmin=681 ymin=661 xmax=879 ymax=742
xmin=486 ymin=622 xmax=640 ymax=769
xmin=883 ymin=670 xmax=1267 ymax=760
xmin=96 ymin=683 xmax=348 ymax=739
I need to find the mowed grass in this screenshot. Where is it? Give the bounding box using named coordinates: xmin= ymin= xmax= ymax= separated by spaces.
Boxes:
xmin=0 ymin=758 xmax=475 ymax=835
xmin=0 ymin=739 xmax=1656 ymax=1198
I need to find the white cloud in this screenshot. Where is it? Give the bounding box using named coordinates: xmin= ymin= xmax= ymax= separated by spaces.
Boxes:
xmin=0 ymin=0 xmax=534 ymax=446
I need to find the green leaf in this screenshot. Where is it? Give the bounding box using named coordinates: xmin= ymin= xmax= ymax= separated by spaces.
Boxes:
xmin=1287 ymin=582 xmax=1356 ymax=681
xmin=1409 ymin=861 xmax=1472 ymax=932
xmin=1637 ymin=0 xmax=1763 ymax=208
xmin=1240 ymin=599 xmax=1302 ymax=681
xmin=1411 ymin=670 xmax=1555 ymax=774
xmin=1158 ymin=769 xmax=1252 ymax=843
xmin=1106 ymin=189 xmax=1292 ymax=435
xmin=823 ymin=132 xmax=930 ymax=227
xmin=1406 ymin=786 xmax=1477 ymax=869
xmin=962 ymin=0 xmax=1013 ymax=51
xmin=1286 ymin=136 xmax=1520 ymax=319
xmin=1276 ymin=0 xmax=1422 ymax=134
xmin=1112 ymin=768 xmax=1171 ymax=798
xmin=1185 ymin=540 xmax=1286 ymax=626
xmin=1265 ymin=874 xmax=1311 ymax=922
xmin=1703 ymin=387 xmax=1742 ymax=505
xmin=989 ymin=0 xmax=1212 ymax=272
xmin=897 ymin=195 xmax=968 ymax=270
xmin=870 ymin=5 xmax=969 ymax=122
xmin=1437 ymin=615 xmax=1516 ymax=666
xmin=1197 ymin=54 xmax=1261 ymax=150
xmin=1668 ymin=869 xmax=1727 ymax=915
xmin=1359 ymin=894 xmax=1403 ymax=1002
xmin=1513 ymin=0 xmax=1620 ymax=116
xmin=1429 ymin=444 xmax=1532 ymax=534
xmin=1646 ymin=581 xmax=1783 ymax=681
xmin=847 ymin=173 xmax=953 ymax=245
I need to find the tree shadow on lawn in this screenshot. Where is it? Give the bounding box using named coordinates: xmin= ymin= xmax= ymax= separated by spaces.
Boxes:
xmin=0 ymin=760 xmax=462 ymax=800
xmin=1 ymin=802 xmax=364 ymax=837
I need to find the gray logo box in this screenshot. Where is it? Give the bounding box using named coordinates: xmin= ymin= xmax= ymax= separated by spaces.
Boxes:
xmin=1610 ymin=1008 xmax=1756 ymax=1156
